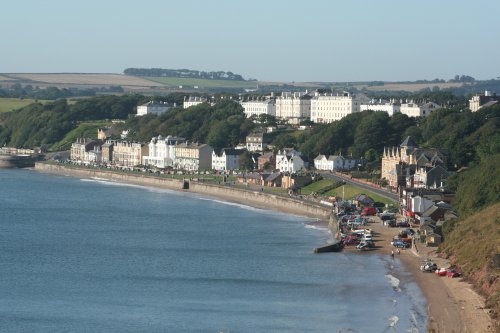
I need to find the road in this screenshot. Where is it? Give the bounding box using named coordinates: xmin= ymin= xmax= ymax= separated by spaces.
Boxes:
xmin=319 ymin=172 xmax=399 ymax=202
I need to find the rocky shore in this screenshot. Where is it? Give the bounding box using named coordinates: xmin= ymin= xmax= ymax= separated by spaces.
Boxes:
xmin=34 ymin=162 xmax=495 ymax=332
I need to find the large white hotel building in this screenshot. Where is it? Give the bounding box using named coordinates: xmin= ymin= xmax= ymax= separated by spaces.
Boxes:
xmin=310 ymin=92 xmax=361 ymax=123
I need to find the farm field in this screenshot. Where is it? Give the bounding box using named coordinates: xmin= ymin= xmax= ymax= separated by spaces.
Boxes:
xmin=145 ymin=76 xmax=259 ymax=89
xmin=0 ymin=98 xmax=47 ymax=113
xmin=358 ymin=82 xmax=464 ymax=92
xmin=2 ymin=73 xmax=164 ymax=87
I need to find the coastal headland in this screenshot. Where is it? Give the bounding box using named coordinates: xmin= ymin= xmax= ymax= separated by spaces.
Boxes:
xmin=34 ymin=162 xmax=495 ymax=332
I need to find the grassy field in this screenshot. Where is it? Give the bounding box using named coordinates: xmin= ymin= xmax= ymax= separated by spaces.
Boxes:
xmin=354 ymin=82 xmax=463 ymax=92
xmin=0 ymin=98 xmax=47 ymax=113
xmin=300 ymin=179 xmax=334 ymax=195
xmin=51 ymin=121 xmax=113 ymax=151
xmin=0 ymin=97 xmax=81 ymax=113
xmin=145 ymin=76 xmax=259 ymax=89
xmin=4 ymin=73 xmax=163 ymax=87
xmin=301 ymin=180 xmax=396 ymax=206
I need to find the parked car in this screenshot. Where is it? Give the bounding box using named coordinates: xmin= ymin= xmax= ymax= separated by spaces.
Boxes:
xmin=361 ymin=207 xmax=377 ymax=216
xmin=446 ymin=269 xmax=461 ymax=278
xmin=392 ymin=240 xmax=410 ymax=248
xmin=380 ymin=213 xmax=395 ymax=221
xmin=386 ymin=219 xmax=397 ymax=227
xmin=420 ymin=261 xmax=438 ymax=272
xmin=363 ymin=234 xmax=373 ymax=242
xmin=435 ymin=268 xmax=447 ymax=276
xmin=356 ymin=240 xmax=375 ymax=250
xmin=384 ymin=208 xmax=399 ymax=214
xmin=396 ymin=221 xmax=410 ymax=228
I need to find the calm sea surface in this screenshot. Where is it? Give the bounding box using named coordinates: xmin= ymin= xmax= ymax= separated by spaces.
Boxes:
xmin=0 ymin=169 xmax=427 ymax=332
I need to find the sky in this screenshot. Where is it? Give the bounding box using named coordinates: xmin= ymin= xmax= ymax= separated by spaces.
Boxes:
xmin=1 ymin=0 xmax=499 ymax=82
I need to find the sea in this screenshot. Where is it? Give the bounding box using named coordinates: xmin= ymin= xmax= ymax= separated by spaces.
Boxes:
xmin=0 ymin=169 xmax=427 ymax=332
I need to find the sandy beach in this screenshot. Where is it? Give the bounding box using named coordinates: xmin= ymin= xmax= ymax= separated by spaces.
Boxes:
xmin=34 ymin=163 xmax=496 ymax=332
xmin=351 ymin=218 xmax=495 ymax=332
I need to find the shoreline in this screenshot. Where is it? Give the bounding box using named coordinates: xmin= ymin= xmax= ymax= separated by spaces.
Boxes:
xmin=33 ymin=162 xmax=495 ymax=332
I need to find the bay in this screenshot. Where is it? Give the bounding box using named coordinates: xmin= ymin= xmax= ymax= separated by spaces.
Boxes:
xmin=0 ymin=169 xmax=427 ymax=332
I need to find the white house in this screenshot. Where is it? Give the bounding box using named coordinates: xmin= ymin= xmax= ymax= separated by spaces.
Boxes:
xmin=275 ymin=91 xmax=311 ymax=124
xmin=310 ymin=92 xmax=361 ymax=123
xmin=211 ymin=148 xmax=245 ymax=171
xmin=276 ymin=149 xmax=306 ymax=173
xmin=360 ymin=99 xmax=400 ymax=116
xmin=142 ymin=135 xmax=186 ymax=168
xmin=400 ymin=101 xmax=441 ymax=117
xmin=240 ymin=97 xmax=276 ymax=118
xmin=183 ymin=96 xmax=208 ymax=109
xmin=137 ymin=101 xmax=173 ymax=116
xmin=246 ymin=132 xmax=266 ymax=152
xmin=314 ymin=154 xmax=357 ymax=171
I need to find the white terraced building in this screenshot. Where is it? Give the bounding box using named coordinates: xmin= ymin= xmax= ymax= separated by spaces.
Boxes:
xmin=310 ymin=92 xmax=361 ymax=123
xmin=240 ymin=98 xmax=276 ymax=118
xmin=314 ymin=154 xmax=357 ymax=171
xmin=142 ymin=135 xmax=186 ymax=168
xmin=400 ymin=101 xmax=441 ymax=118
xmin=360 ymin=99 xmax=400 ymax=116
xmin=183 ymin=96 xmax=208 ymax=109
xmin=275 ymin=92 xmax=311 ymax=125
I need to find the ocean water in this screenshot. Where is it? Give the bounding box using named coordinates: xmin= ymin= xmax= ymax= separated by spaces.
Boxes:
xmin=0 ymin=169 xmax=427 ymax=332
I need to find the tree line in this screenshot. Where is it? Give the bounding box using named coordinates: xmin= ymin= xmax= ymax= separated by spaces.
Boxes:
xmin=124 ymin=68 xmax=247 ymax=81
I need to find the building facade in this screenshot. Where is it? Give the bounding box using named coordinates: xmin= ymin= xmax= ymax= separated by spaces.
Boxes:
xmin=113 ymin=142 xmax=148 ymax=167
xmin=381 ymin=136 xmax=446 ymax=190
xmin=240 ymin=98 xmax=276 ymax=118
xmin=275 ymin=92 xmax=311 ymax=124
xmin=211 ymin=148 xmax=245 ymax=171
xmin=310 ymin=92 xmax=361 ymax=123
xmin=183 ymin=96 xmax=208 ymax=109
xmin=246 ymin=132 xmax=266 ymax=152
xmin=314 ymin=154 xmax=356 ymax=171
xmin=137 ymin=101 xmax=172 ymax=116
xmin=70 ymin=138 xmax=100 ymax=162
xmin=400 ymin=101 xmax=441 ymax=117
xmin=360 ymin=99 xmax=400 ymax=116
xmin=174 ymin=143 xmax=213 ymax=171
xmin=469 ymin=90 xmax=500 ymax=112
xmin=142 ymin=135 xmax=186 ymax=168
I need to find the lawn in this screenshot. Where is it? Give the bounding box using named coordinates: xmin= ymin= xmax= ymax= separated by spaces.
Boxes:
xmin=301 ymin=180 xmax=396 ymax=206
xmin=51 ymin=121 xmax=113 ymax=151
xmin=144 ymin=76 xmax=259 ymax=89
xmin=324 ymin=184 xmax=396 ymax=206
xmin=0 ymin=98 xmax=48 ymax=113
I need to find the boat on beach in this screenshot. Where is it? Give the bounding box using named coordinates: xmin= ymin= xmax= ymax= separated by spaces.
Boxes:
xmin=314 ymin=241 xmax=344 ymax=253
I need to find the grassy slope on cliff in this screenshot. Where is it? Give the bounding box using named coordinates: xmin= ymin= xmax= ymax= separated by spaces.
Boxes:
xmin=441 ymin=203 xmax=500 ymax=325
xmin=441 ymin=152 xmax=500 ymax=326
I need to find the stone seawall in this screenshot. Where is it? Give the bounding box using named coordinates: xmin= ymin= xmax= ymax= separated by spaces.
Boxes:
xmin=35 ymin=163 xmax=331 ymax=220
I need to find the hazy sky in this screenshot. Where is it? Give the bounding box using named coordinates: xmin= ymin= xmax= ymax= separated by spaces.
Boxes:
xmin=2 ymin=0 xmax=499 ymax=82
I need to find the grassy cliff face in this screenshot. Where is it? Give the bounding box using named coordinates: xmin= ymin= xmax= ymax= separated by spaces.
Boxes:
xmin=441 ymin=203 xmax=500 ymax=326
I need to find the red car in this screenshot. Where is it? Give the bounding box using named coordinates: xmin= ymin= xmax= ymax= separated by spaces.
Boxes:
xmin=435 ymin=268 xmax=447 ymax=276
xmin=446 ymin=269 xmax=461 ymax=278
